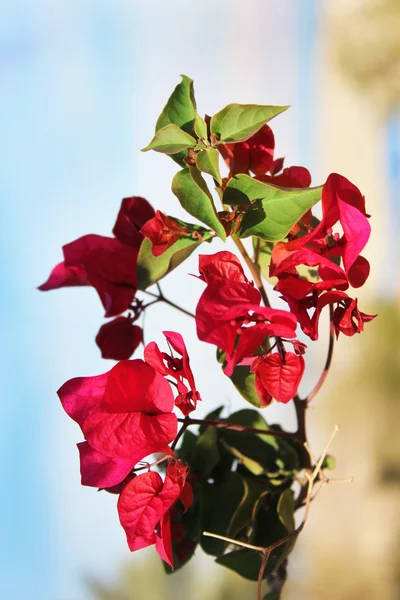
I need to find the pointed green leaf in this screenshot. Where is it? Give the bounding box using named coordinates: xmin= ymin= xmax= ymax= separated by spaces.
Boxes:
xmin=155 ymin=75 xmax=198 ymax=168
xmin=200 ymin=472 xmax=244 ymax=556
xmin=210 ymin=104 xmax=289 ymax=143
xmin=224 ymin=174 xmax=322 ymax=242
xmin=196 ymin=147 xmax=222 ymax=184
xmin=136 ymin=234 xmax=210 ymax=290
xmin=277 ymin=489 xmax=295 ymax=532
xmin=194 ymin=113 xmax=208 ymax=139
xmin=142 ymin=123 xmax=196 ymax=155
xmin=228 ymin=479 xmax=269 ymax=539
xmin=191 ymin=427 xmax=220 ymax=477
xmin=156 ymin=74 xmax=197 ymax=133
xmin=230 ymin=365 xmax=262 ymax=408
xmin=172 ymin=167 xmax=226 ymax=240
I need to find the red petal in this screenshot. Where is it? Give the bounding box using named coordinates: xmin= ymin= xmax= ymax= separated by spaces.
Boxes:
xmin=96 ymin=317 xmax=142 ymax=360
xmin=198 ymin=251 xmax=248 ymax=284
xmin=253 ymin=352 xmax=305 ymax=404
xmin=102 ymin=359 xmax=174 ymax=414
xmin=83 ymin=411 xmax=178 ymax=461
xmin=112 ymin=196 xmax=155 ymax=247
xmin=57 ymin=372 xmax=108 ymax=430
xmin=118 ymin=471 xmax=164 ymax=551
xmin=38 ymin=262 xmax=89 ymax=290
xmin=77 ymin=441 xmax=135 ymax=488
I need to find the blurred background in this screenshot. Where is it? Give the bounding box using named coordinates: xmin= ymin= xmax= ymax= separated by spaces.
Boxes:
xmin=1 ymin=0 xmax=399 ymax=598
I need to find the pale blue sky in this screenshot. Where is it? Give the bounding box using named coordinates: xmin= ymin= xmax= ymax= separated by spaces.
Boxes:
xmin=3 ymin=2 xmax=396 ymax=599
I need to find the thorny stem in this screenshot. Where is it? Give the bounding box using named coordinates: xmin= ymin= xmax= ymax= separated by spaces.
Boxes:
xmin=177 ymin=417 xmax=300 ymax=441
xmin=304 ymin=305 xmax=335 ymax=404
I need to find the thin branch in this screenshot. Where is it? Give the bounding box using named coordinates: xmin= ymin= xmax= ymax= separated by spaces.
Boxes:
xmin=257 ymin=551 xmax=271 ymax=600
xmin=304 ymin=305 xmax=335 ymax=404
xmin=231 ymin=236 xmax=271 ymax=308
xmin=160 ymin=296 xmax=195 ymax=318
xmin=202 ymin=531 xmax=264 ymax=552
xmin=178 ymin=417 xmax=300 ymax=441
xmin=171 ymin=419 xmax=190 ymax=451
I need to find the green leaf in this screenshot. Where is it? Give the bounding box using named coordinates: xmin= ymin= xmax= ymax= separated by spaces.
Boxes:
xmin=155 ymin=74 xmax=198 ymax=168
xmin=224 ymin=175 xmax=322 ymax=242
xmin=277 ymin=489 xmax=295 ymax=532
xmin=200 ymin=472 xmax=244 ymax=556
xmin=142 ymin=123 xmax=196 ymax=154
xmin=136 ymin=235 xmax=208 ymax=290
xmin=219 ymin=410 xmax=282 ymax=476
xmin=199 ymin=406 xmax=224 ymax=434
xmin=252 ymin=237 xmax=277 ymax=284
xmin=191 ymin=427 xmax=220 ymax=477
xmin=171 ymin=167 xmax=226 ymax=240
xmin=229 ymin=365 xmax=261 ymax=408
xmin=156 ymin=74 xmax=197 ymax=133
xmin=228 ymin=479 xmax=270 ymax=539
xmin=194 ymin=113 xmax=208 ymax=139
xmin=210 ymin=104 xmax=289 ymax=143
xmin=176 ymin=430 xmax=198 ymax=462
xmin=321 ymin=454 xmax=336 ymax=471
xmin=215 ymin=548 xmax=264 ymax=581
xmin=196 ymin=147 xmax=222 ymax=184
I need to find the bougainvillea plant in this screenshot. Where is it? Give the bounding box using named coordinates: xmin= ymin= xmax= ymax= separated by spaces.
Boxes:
xmin=39 ymin=75 xmax=376 ymax=599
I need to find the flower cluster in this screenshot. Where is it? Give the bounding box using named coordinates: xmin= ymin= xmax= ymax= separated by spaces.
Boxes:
xmin=58 ymin=332 xmax=198 ymax=566
xmin=39 ymin=197 xmax=155 ymax=360
xmin=40 ymin=75 xmax=377 ymax=592
xmin=271 ymin=173 xmax=376 ymax=340
xmin=195 ymin=251 xmax=304 ymax=405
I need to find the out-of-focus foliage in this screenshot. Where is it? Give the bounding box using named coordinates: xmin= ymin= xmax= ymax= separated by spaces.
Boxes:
xmin=334 ymin=0 xmax=400 ymax=110
xmin=87 ymin=556 xmax=255 ymax=600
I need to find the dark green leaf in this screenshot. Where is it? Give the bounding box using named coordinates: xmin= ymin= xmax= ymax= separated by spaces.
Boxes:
xmin=200 ymin=472 xmax=244 ymax=556
xmin=277 ymin=489 xmax=295 ymax=532
xmin=199 ymin=406 xmax=224 ymax=434
xmin=224 ymin=175 xmax=322 ymax=242
xmin=219 ymin=410 xmax=281 ymax=476
xmin=171 ymin=167 xmax=226 ymax=240
xmin=228 ymin=479 xmax=270 ymax=539
xmin=215 ymin=547 xmax=264 ymax=581
xmin=210 ymin=104 xmax=289 ymax=143
xmin=196 ymin=147 xmax=222 ymax=184
xmin=142 ymin=123 xmax=196 ymax=154
xmin=136 ymin=235 xmax=209 ymax=290
xmin=176 ymin=430 xmax=198 ymax=462
xmin=191 ymin=427 xmax=220 ymax=477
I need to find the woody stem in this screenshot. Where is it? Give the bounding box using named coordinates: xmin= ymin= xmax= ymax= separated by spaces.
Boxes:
xmin=304 ymin=305 xmax=335 ymax=404
xmin=177 ymin=417 xmax=300 ymax=441
xmin=231 ymin=236 xmax=271 ymax=308
xmin=142 ymin=288 xmax=195 ymax=319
